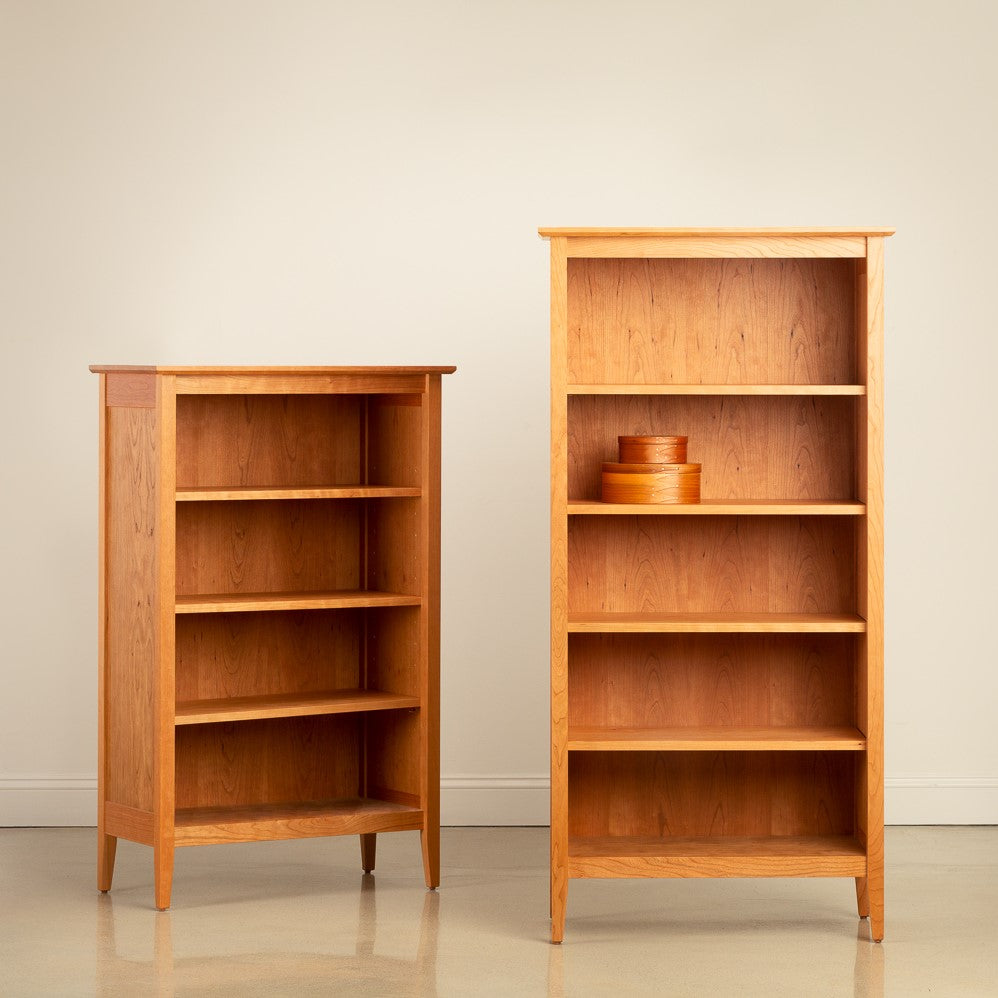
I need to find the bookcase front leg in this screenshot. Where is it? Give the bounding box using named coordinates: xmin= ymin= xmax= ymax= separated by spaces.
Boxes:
xmin=551 ymin=872 xmax=567 ymax=944
xmin=420 ymin=827 xmax=439 ymax=889
xmin=154 ymin=842 xmax=174 ymax=911
xmin=868 ymin=871 xmax=885 ymax=942
xmin=98 ymin=832 xmax=117 ymax=892
xmin=360 ymin=833 xmax=377 ymax=874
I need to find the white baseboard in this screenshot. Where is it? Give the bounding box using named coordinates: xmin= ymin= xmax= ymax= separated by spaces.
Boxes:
xmin=2 ymin=775 xmax=996 ymax=827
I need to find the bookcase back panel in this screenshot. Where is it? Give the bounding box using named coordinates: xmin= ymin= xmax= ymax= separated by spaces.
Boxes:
xmin=366 ymin=607 xmax=421 ymax=698
xmin=568 ymin=751 xmax=855 ymax=837
xmin=175 ymin=715 xmax=361 ymax=809
xmin=567 ymin=258 xmax=856 ymax=385
xmin=568 ymin=395 xmax=856 ymax=501
xmin=366 ymin=711 xmax=421 ymax=806
xmin=568 ymin=634 xmax=855 ymax=728
xmin=175 ymin=500 xmax=361 ymax=596
xmin=176 ymin=395 xmax=362 ymax=488
xmin=568 ymin=516 xmax=856 ymax=614
xmin=175 ymin=610 xmax=363 ymax=702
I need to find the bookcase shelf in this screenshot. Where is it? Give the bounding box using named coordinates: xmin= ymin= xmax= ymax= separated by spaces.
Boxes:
xmin=544 ymin=227 xmax=889 ymax=942
xmin=92 ymin=365 xmax=454 ymax=909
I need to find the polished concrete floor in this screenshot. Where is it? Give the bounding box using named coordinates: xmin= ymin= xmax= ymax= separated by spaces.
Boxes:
xmin=1 ymin=826 xmax=996 ymax=996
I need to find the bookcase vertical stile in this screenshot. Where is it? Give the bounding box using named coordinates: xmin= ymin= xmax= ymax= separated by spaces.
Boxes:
xmin=541 ymin=228 xmax=891 ymax=943
xmin=92 ymin=366 xmax=454 ymax=909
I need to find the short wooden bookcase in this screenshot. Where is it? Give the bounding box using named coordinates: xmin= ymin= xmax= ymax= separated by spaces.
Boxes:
xmin=541 ymin=228 xmax=891 ymax=942
xmin=92 ymin=365 xmax=454 ymax=909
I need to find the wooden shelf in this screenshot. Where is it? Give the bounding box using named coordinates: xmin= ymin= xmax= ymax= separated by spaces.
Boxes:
xmin=567 ymin=500 xmax=865 ymax=516
xmin=174 ymin=797 xmax=424 ymax=847
xmin=176 ymin=485 xmax=421 ymax=501
xmin=568 ymin=836 xmax=867 ymax=879
xmin=175 ymin=689 xmax=420 ymax=725
xmin=568 ymin=726 xmax=866 ymax=752
xmin=567 ymin=384 xmax=866 ymax=396
xmin=174 ymin=590 xmax=422 ymax=614
xmin=567 ymin=612 xmax=867 ymax=634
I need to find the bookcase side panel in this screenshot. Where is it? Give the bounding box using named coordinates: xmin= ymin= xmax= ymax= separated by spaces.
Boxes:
xmin=105 ymin=403 xmax=159 ymax=812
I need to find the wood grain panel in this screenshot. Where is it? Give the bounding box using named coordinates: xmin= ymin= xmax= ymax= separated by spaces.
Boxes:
xmin=567 ymin=516 xmax=856 ymax=614
xmin=105 ymin=406 xmax=158 ymax=810
xmin=568 ymin=751 xmax=854 ymax=838
xmin=568 ymin=395 xmax=856 ymax=501
xmin=175 ymin=609 xmax=362 ymax=702
xmin=367 ymin=499 xmax=420 ymax=596
xmin=175 ymin=499 xmax=361 ymax=595
xmin=368 ymin=396 xmax=422 ymax=487
xmin=176 ymin=395 xmax=361 ymax=488
xmin=174 ymin=715 xmax=360 ymax=809
xmin=366 ymin=710 xmax=421 ymax=803
xmin=567 ymin=258 xmax=855 ymax=385
xmin=106 ymin=372 xmax=156 ymax=407
xmin=568 ymin=634 xmax=855 ymax=728
xmin=174 ymin=373 xmax=430 ymax=394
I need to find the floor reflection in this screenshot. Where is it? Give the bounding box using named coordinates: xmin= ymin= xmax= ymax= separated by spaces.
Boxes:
xmin=853 ymin=921 xmax=885 ymax=998
xmin=95 ymin=875 xmax=440 ymax=996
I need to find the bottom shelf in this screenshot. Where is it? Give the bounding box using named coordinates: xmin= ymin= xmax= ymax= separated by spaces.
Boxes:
xmin=568 ymin=835 xmax=866 ymax=879
xmin=175 ymin=797 xmax=424 ymax=846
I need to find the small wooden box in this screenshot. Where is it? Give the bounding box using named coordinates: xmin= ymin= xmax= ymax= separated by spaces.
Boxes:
xmin=601 ymin=462 xmax=702 ymax=504
xmin=618 ymin=435 xmax=687 ymax=463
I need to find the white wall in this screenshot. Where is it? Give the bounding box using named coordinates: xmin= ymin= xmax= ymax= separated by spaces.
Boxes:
xmin=2 ymin=0 xmax=996 ymax=826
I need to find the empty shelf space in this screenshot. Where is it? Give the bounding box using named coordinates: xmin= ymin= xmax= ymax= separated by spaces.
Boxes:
xmin=568 ymin=835 xmax=867 ymax=879
xmin=176 ymin=485 xmax=422 ymax=501
xmin=175 ymin=689 xmax=420 ymax=725
xmin=567 ymin=612 xmax=867 ymax=634
xmin=174 ymin=797 xmax=424 ymax=846
xmin=567 ymin=500 xmax=865 ymax=516
xmin=175 ymin=590 xmax=422 ymax=614
xmin=566 ymin=384 xmax=866 ymax=396
xmin=567 ymin=726 xmax=866 ymax=751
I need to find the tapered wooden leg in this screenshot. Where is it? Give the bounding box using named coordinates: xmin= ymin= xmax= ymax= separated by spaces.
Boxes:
xmin=360 ymin=833 xmax=377 ymax=874
xmin=98 ymin=832 xmax=117 ymax=892
xmin=855 ymin=876 xmax=870 ymax=917
xmin=868 ymin=870 xmax=885 ymax=942
xmin=420 ymin=827 xmax=439 ymax=889
xmin=153 ymin=842 xmax=174 ymax=911
xmin=551 ymin=870 xmax=567 ymax=944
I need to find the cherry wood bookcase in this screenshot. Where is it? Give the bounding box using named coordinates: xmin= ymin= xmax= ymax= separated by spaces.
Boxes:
xmin=541 ymin=228 xmax=891 ymax=942
xmin=91 ymin=365 xmax=454 ymax=909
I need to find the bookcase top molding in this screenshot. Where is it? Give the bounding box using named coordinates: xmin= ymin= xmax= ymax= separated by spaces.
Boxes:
xmin=538 ymin=227 xmax=895 ymax=238
xmin=89 ymin=365 xmax=457 ymax=375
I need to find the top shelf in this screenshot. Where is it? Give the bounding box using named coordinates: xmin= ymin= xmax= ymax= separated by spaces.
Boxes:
xmin=539 ymin=227 xmax=895 ymax=238
xmin=566 ymin=384 xmax=865 ymax=396
xmin=176 ymin=485 xmax=421 ymax=502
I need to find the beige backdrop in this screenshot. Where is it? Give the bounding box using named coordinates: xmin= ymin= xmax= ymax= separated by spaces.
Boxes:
xmin=2 ymin=0 xmax=996 ymax=824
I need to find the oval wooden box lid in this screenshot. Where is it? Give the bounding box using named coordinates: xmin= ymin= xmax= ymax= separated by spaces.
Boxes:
xmin=602 ymin=462 xmax=701 ymax=474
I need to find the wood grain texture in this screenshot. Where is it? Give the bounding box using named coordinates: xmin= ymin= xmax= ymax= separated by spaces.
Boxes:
xmin=175 ymin=591 xmax=420 ymax=614
xmin=104 ymin=405 xmax=158 ymax=811
xmin=105 ymin=372 xmax=156 ymax=407
xmin=103 ymin=802 xmax=155 ymax=846
xmin=568 ymin=384 xmax=865 ymax=395
xmin=176 ymin=609 xmax=363 ymax=701
xmin=539 ymin=227 xmax=894 ymax=237
xmin=568 ymin=258 xmax=856 ymax=385
xmin=567 ymin=726 xmax=865 ymax=751
xmin=568 ymin=751 xmax=855 ymax=839
xmin=368 ymin=395 xmax=423 ymax=487
xmin=175 ymin=499 xmax=362 ymax=595
xmin=91 ymin=366 xmax=457 ymax=374
xmin=568 ymin=516 xmax=856 ymax=614
xmin=366 ymin=711 xmax=422 ymax=811
xmin=176 ymin=486 xmax=422 ymax=501
xmin=175 ymin=689 xmax=420 ymax=725
xmin=568 ymin=835 xmax=866 ymax=879
xmin=568 ymin=612 xmax=865 ymax=633
xmin=550 ymin=236 xmax=570 ymax=943
xmin=367 ymin=499 xmax=421 ymax=597
xmin=568 ymin=633 xmax=856 ymax=728
xmin=176 ymin=373 xmax=430 ymax=395
xmin=174 ymin=798 xmax=423 ymax=846
xmin=569 ymin=395 xmax=856 ymax=501
xmin=176 ymin=395 xmax=362 ymax=489
xmin=563 ymin=236 xmax=866 ymax=259
xmin=174 ymin=715 xmax=361 ymax=810
xmin=366 ymin=607 xmax=421 ymax=698
xmin=568 ymin=500 xmax=864 ymax=515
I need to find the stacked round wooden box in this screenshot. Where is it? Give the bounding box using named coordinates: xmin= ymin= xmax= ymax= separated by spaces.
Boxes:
xmin=601 ymin=435 xmax=701 ymax=504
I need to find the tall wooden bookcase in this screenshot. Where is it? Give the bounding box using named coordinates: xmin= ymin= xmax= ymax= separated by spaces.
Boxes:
xmin=92 ymin=365 xmax=454 ymax=910
xmin=541 ymin=228 xmax=891 ymax=943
